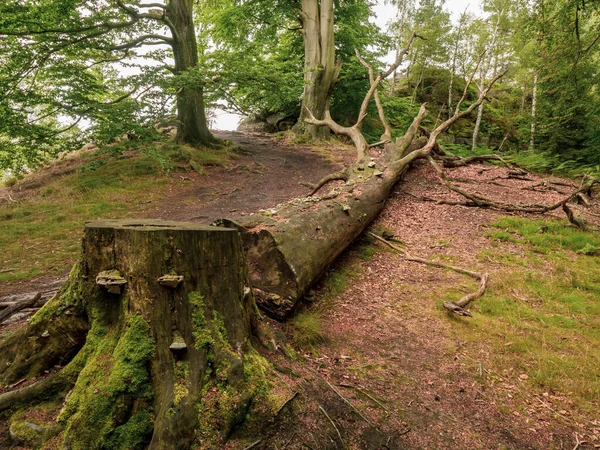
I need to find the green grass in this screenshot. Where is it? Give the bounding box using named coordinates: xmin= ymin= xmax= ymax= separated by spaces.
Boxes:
xmin=449 ymin=216 xmax=600 ymax=412
xmin=289 ymin=312 xmax=328 ymax=349
xmin=0 ymin=141 xmax=234 ymax=284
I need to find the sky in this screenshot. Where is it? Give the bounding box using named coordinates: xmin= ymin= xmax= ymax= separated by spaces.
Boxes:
xmin=212 ymin=0 xmax=482 ymax=131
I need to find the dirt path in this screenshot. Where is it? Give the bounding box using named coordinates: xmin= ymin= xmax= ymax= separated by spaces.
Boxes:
xmin=141 ymin=131 xmax=355 ymax=224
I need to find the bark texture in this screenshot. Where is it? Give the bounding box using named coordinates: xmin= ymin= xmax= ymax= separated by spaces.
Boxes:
xmin=166 ymin=0 xmax=219 ymax=147
xmin=0 ymin=220 xmax=267 ymax=449
xmin=293 ymin=0 xmax=341 ymax=139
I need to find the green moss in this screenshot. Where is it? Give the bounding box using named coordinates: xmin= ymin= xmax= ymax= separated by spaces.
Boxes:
xmin=173 ymin=361 xmax=190 ymax=406
xmin=103 ymin=410 xmax=153 ymax=450
xmin=58 ymin=314 xmax=155 ymax=449
xmin=189 ymin=292 xmax=212 ymax=349
xmin=9 ymin=420 xmax=44 ymax=446
xmin=29 ymin=262 xmax=84 ymax=326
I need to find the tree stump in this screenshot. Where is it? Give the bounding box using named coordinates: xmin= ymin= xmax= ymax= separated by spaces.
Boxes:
xmin=0 ymin=220 xmax=268 ymax=449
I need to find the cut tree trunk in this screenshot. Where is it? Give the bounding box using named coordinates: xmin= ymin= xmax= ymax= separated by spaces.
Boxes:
xmin=215 ymin=112 xmax=427 ymax=320
xmin=0 ymin=220 xmax=269 ymax=449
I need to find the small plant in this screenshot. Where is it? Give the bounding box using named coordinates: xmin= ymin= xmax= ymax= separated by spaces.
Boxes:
xmin=289 ymin=311 xmax=328 ymax=349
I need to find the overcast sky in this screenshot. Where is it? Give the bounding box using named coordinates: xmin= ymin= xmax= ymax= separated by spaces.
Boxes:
xmin=213 ymin=0 xmax=483 ymax=130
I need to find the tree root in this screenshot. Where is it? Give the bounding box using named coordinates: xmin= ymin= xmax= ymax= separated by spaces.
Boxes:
xmin=368 ymin=232 xmax=489 ymax=317
xmin=0 ymin=293 xmax=40 ymax=325
xmin=0 ymin=371 xmax=72 ymax=413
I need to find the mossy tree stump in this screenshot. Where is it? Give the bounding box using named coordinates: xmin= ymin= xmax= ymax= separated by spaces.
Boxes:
xmin=0 ymin=220 xmax=264 ymax=449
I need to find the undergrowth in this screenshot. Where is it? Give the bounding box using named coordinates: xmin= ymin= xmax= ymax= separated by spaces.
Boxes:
xmin=447 ymin=216 xmax=600 ymax=413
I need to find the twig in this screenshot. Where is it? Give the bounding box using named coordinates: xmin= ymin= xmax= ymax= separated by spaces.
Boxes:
xmin=282 ymin=432 xmax=296 ymax=449
xmin=243 ymin=439 xmax=262 ymax=450
xmin=318 ymin=404 xmax=344 ymax=447
xmin=0 ymin=268 xmax=16 ymax=274
xmin=308 ymin=368 xmax=372 ymax=425
xmin=338 ymin=383 xmax=390 ymax=413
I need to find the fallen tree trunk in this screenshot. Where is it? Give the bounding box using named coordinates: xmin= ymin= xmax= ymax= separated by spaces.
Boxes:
xmin=215 ymin=108 xmax=427 ymax=320
xmin=215 ymin=63 xmax=506 ymax=320
xmin=0 ymin=220 xmax=274 ymax=449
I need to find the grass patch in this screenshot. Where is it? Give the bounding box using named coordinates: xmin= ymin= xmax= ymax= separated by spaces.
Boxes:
xmin=289 ymin=311 xmax=328 ymax=350
xmin=449 ymin=216 xmax=600 ymax=412
xmin=0 ymin=141 xmax=232 ymax=284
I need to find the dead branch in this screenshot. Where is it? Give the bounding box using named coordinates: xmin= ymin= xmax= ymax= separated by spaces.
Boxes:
xmin=304 ymin=170 xmax=349 ymax=197
xmin=305 ymin=33 xmax=418 ymax=166
xmin=426 ymin=156 xmax=598 ymax=214
xmin=0 ymin=292 xmax=41 ymax=325
xmin=390 ymin=69 xmax=508 ymax=173
xmin=562 ymin=202 xmax=588 ymax=230
xmin=368 ymin=232 xmax=489 ymax=317
xmin=440 ymin=154 xmax=515 ymax=169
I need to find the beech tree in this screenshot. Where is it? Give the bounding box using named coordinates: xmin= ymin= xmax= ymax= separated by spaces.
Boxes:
xmin=292 ymin=0 xmax=341 ymax=139
xmin=0 ymin=0 xmax=218 ymax=172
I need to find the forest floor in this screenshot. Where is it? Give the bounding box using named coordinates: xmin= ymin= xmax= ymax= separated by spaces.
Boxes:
xmin=1 ymin=131 xmax=599 ymax=449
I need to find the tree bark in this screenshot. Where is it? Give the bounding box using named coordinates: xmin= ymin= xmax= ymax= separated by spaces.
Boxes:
xmin=215 ymin=108 xmax=427 ymax=320
xmin=529 ymin=72 xmax=538 ymax=151
xmin=0 ymin=220 xmax=266 ymax=449
xmin=166 ymin=0 xmax=219 ymax=147
xmin=293 ymin=0 xmax=341 ymax=139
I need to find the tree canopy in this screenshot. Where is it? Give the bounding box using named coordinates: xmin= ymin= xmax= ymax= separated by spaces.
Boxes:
xmin=1 ymin=0 xmax=599 ymax=174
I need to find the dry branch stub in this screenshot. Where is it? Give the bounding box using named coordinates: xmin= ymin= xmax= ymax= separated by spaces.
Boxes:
xmin=0 ymin=219 xmax=273 ymax=449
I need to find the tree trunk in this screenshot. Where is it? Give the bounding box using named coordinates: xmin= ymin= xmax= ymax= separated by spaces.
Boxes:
xmin=529 ymin=72 xmax=538 ymax=151
xmin=166 ymin=0 xmax=218 ymax=147
xmin=472 ymin=102 xmax=484 ymax=150
xmin=0 ymin=220 xmax=268 ymax=449
xmin=293 ymin=0 xmax=340 ymax=139
xmin=215 ymin=116 xmax=427 ymax=320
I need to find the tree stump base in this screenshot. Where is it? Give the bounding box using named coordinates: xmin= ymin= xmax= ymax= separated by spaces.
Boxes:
xmin=0 ymin=220 xmax=272 ymax=449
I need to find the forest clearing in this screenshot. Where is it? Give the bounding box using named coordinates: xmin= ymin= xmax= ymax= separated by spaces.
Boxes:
xmin=1 ymin=0 xmax=600 ymax=448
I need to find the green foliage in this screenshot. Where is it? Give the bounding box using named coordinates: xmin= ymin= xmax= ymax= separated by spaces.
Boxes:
xmin=289 ymin=312 xmax=328 ymax=349
xmin=201 ymin=0 xmax=386 ymax=125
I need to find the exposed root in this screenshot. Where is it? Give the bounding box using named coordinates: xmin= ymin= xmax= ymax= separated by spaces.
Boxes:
xmin=338 ymin=384 xmax=390 ymax=413
xmin=368 ymin=232 xmax=489 ymax=317
xmin=308 ymin=368 xmax=372 ymax=425
xmin=305 ymin=170 xmax=349 ymax=196
xmin=319 ymin=404 xmax=344 ymax=446
xmin=0 ymin=371 xmax=72 ymax=412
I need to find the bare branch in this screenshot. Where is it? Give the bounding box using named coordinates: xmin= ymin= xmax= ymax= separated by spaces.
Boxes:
xmin=110 ymin=34 xmax=173 ymax=51
xmin=455 ymin=49 xmax=487 ymax=115
xmin=369 ymin=232 xmax=489 ymax=316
